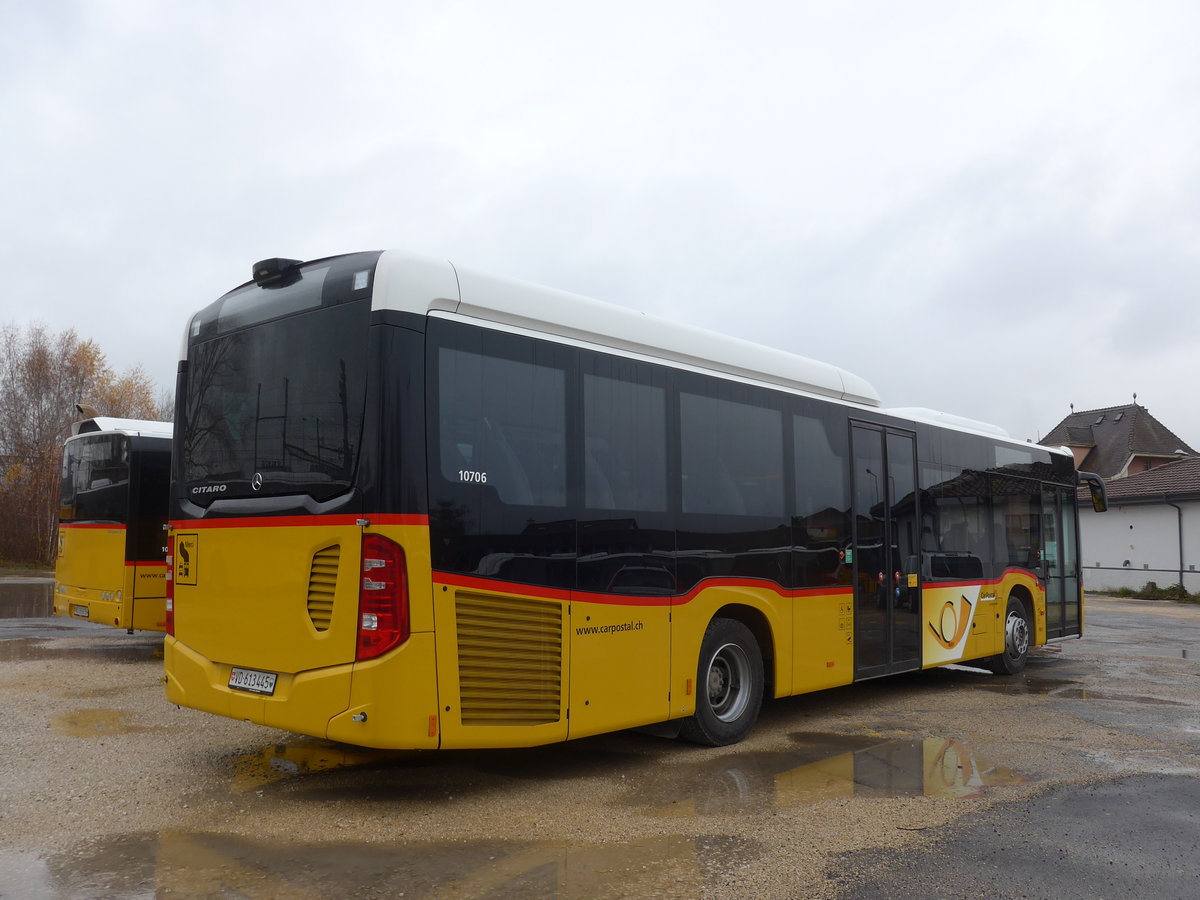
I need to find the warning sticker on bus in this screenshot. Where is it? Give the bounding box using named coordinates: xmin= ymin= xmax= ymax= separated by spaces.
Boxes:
xmin=228 ymin=667 xmax=277 ymax=696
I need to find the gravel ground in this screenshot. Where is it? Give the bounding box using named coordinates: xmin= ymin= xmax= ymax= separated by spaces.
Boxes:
xmin=2 ymin=592 xmax=1199 ymax=898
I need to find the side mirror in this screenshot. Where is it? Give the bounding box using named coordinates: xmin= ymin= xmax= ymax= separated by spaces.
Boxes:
xmin=1077 ymin=471 xmax=1108 ymax=513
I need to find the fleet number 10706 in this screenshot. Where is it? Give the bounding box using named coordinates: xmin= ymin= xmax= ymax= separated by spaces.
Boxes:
xmin=458 ymin=470 xmax=487 ymax=483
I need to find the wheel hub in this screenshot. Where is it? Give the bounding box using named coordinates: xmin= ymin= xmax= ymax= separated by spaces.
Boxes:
xmin=1007 ymin=611 xmax=1030 ymax=657
xmin=706 ymin=642 xmax=751 ymax=722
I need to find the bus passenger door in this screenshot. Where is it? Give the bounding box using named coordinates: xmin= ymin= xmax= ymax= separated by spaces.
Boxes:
xmin=851 ymin=424 xmax=921 ymax=679
xmin=1042 ymin=486 xmax=1081 ymax=638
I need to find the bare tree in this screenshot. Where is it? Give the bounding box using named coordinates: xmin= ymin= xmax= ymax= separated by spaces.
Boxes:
xmin=0 ymin=322 xmax=166 ymax=565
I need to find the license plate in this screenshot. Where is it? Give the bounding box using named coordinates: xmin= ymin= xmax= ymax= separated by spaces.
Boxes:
xmin=72 ymin=605 xmax=89 ymax=618
xmin=228 ymin=667 xmax=277 ymax=696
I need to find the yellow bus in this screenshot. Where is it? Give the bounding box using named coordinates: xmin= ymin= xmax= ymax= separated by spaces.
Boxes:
xmin=55 ymin=417 xmax=173 ymax=632
xmin=164 ymin=251 xmax=1105 ymax=748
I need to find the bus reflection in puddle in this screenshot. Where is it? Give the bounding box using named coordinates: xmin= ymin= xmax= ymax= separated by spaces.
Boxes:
xmin=635 ymin=735 xmax=1026 ymax=816
xmin=232 ymin=733 xmax=1024 ymax=815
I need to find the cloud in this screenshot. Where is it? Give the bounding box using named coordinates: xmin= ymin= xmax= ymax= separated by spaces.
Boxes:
xmin=2 ymin=1 xmax=1199 ymax=449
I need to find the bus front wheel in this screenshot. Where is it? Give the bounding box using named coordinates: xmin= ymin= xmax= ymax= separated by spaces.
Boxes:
xmin=986 ymin=596 xmax=1031 ymax=675
xmin=679 ymin=618 xmax=764 ymax=746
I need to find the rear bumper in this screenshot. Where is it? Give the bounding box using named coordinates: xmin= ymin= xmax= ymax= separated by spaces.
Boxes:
xmin=164 ymin=632 xmax=441 ymax=749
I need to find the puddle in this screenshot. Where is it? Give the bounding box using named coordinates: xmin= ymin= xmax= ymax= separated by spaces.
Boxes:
xmin=0 ymin=849 xmax=49 ymax=900
xmin=225 ymin=738 xmax=653 ymax=808
xmin=0 ymin=634 xmax=162 ymax=663
xmin=976 ymin=676 xmax=1081 ymax=696
xmin=34 ymin=829 xmax=758 ymax=899
xmin=50 ymin=708 xmax=171 ymax=738
xmin=0 ymin=579 xmax=53 ymax=618
xmin=979 ymin=677 xmax=1188 ymax=706
xmin=626 ymin=733 xmax=1025 ymax=816
xmin=1042 ymin=688 xmax=1188 ymax=706
xmin=231 ymin=731 xmax=1024 ymax=819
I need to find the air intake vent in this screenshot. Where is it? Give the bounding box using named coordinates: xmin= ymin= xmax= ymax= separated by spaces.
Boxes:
xmin=455 ymin=592 xmax=563 ymax=726
xmin=307 ymin=545 xmax=340 ymax=631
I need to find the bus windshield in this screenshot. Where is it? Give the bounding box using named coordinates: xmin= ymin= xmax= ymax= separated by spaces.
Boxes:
xmin=180 ymin=299 xmax=370 ymax=505
xmin=60 ymin=433 xmax=129 ymax=522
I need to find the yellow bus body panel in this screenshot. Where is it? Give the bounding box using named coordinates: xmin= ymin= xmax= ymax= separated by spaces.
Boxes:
xmin=791 ymin=588 xmax=855 ymax=695
xmin=55 ymin=525 xmax=124 ymax=622
xmin=566 ymin=596 xmax=670 ymax=741
xmin=54 ymin=524 xmax=166 ymax=631
xmin=326 ymin=634 xmax=441 ymax=748
xmin=128 ymin=563 xmax=169 ymax=632
xmin=166 ymin=519 xmax=441 ymax=747
xmin=171 ymin=520 xmax=363 ymax=674
xmin=164 ymin=510 xmax=1058 ymax=749
xmin=921 ymin=570 xmax=1043 ymax=668
xmin=165 ymin=635 xmax=351 ymax=731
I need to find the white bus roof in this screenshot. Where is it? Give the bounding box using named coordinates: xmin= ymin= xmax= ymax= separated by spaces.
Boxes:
xmin=71 ymin=417 xmax=173 ymax=439
xmin=372 ymin=249 xmax=882 ymax=408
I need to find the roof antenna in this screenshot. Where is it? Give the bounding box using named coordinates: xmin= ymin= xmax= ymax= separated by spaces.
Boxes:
xmin=1133 ymin=392 xmax=1138 ymax=405
xmin=1069 ymin=402 xmax=1074 ymax=413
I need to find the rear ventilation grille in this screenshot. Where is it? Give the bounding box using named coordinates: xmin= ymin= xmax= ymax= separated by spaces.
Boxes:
xmin=306 ymin=545 xmax=340 ymax=631
xmin=455 ymin=592 xmax=563 ymax=726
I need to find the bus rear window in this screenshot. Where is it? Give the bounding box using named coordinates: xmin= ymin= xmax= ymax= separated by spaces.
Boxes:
xmin=181 ymin=299 xmax=370 ymax=504
xmin=61 ymin=434 xmax=129 ymax=522
xmin=215 ymin=266 xmax=329 ymax=334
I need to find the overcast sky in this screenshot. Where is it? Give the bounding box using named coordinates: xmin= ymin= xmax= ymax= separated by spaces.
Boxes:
xmin=3 ymin=1 xmax=1197 ymax=446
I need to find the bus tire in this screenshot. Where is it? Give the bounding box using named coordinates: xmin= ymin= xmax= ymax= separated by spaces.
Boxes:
xmin=679 ymin=618 xmax=764 ymax=746
xmin=986 ymin=596 xmax=1031 ymax=675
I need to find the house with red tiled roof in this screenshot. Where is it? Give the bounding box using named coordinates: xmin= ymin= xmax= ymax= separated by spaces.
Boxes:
xmin=1041 ymin=405 xmax=1199 ymax=593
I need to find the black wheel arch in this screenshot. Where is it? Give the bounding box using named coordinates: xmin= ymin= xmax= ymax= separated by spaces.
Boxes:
xmin=712 ymin=602 xmax=775 ymax=698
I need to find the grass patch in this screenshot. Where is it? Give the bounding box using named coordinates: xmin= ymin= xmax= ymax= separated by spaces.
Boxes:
xmin=1123 ymin=581 xmax=1200 ymax=603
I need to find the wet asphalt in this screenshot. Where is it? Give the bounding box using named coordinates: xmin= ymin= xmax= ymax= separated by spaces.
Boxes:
xmin=833 ymin=772 xmax=1200 ymax=899
xmin=2 ymin=579 xmax=1199 ymax=898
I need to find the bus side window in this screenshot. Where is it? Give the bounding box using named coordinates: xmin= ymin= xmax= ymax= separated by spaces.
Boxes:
xmin=437 ymin=339 xmax=566 ymax=508
xmin=680 ymin=391 xmax=782 ymax=517
xmin=583 ymin=369 xmax=667 ymax=513
xmin=481 ymin=417 xmax=534 ymax=506
xmin=584 ymin=442 xmax=616 ymax=510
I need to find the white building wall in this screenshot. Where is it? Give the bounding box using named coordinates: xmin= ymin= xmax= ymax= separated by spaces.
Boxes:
xmin=1079 ymin=499 xmax=1200 ymax=593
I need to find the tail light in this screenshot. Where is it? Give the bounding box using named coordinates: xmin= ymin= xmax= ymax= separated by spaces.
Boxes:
xmin=164 ymin=533 xmax=175 ymax=636
xmin=357 ymin=534 xmax=409 ymax=661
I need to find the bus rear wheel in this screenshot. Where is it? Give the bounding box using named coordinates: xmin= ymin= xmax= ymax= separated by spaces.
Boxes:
xmin=986 ymin=596 xmax=1031 ymax=675
xmin=679 ymin=618 xmax=764 ymax=746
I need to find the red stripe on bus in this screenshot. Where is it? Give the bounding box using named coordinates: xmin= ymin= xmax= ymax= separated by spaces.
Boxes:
xmin=169 ymin=513 xmax=430 ymax=529
xmin=124 ymin=561 xmax=168 ymax=567
xmin=437 ymin=572 xmax=573 ymax=603
xmin=435 ymin=572 xmax=855 ymax=607
xmin=924 ymin=568 xmax=1039 ymax=590
xmin=58 ymin=523 xmax=126 ymax=530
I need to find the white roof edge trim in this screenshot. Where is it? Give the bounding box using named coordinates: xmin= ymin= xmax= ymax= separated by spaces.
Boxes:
xmin=886 ymin=407 xmax=1010 ymax=438
xmin=71 ymin=417 xmax=173 ymax=439
xmin=886 ymin=406 xmax=1071 ymax=458
xmin=373 ymin=249 xmax=461 ymax=317
xmin=373 ymin=250 xmax=880 ymax=407
xmin=427 ymin=310 xmax=884 ymax=412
